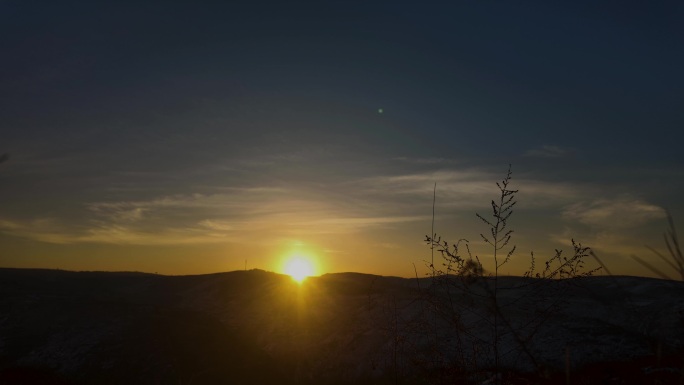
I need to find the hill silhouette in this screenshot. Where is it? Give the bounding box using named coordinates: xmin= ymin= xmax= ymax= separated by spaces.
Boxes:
xmin=0 ymin=268 xmax=682 ymax=384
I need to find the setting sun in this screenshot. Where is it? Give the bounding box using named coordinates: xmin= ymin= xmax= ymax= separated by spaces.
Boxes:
xmin=284 ymin=257 xmax=314 ymax=283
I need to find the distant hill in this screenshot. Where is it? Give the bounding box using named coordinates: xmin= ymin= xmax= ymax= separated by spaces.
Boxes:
xmin=0 ymin=268 xmax=682 ymax=384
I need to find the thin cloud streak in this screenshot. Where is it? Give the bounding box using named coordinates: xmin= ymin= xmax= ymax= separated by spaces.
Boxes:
xmin=352 ymin=169 xmax=591 ymax=209
xmin=524 ymin=145 xmax=572 ymax=158
xmin=0 ymin=183 xmax=431 ymax=245
xmin=562 ymin=197 xmax=666 ymax=229
xmin=549 ymin=197 xmax=668 ymax=261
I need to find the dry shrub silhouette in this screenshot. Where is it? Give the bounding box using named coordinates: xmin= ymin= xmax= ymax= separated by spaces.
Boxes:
xmin=403 ymin=165 xmax=600 ymax=385
xmin=589 ymin=210 xmax=684 ymax=282
xmin=633 ymin=212 xmax=684 ymax=282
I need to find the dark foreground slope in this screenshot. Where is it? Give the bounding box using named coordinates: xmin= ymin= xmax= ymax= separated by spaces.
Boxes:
xmin=0 ymin=269 xmax=302 ymax=385
xmin=0 ymin=268 xmax=683 ymax=385
xmin=0 ymin=269 xmax=413 ymax=385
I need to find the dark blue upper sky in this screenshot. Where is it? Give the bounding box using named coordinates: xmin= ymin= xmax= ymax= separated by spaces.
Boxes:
xmin=1 ymin=1 xmax=683 ymax=276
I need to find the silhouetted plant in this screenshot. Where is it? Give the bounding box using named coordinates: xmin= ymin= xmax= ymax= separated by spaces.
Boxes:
xmin=419 ymin=165 xmax=599 ymax=384
xmin=631 ymin=211 xmax=684 ymax=281
xmin=589 ymin=212 xmax=684 ymax=375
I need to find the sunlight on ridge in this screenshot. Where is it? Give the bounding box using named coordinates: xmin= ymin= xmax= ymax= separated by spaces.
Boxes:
xmin=283 ymin=256 xmax=315 ymax=283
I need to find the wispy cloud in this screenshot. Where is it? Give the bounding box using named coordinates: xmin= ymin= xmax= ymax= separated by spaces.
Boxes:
xmin=552 ymin=197 xmax=668 ymax=259
xmin=198 ymin=219 xmax=235 ymax=231
xmin=353 ymin=169 xmax=587 ymax=209
xmin=0 ymin=185 xmax=431 ymax=245
xmin=562 ymin=196 xmax=666 ymax=229
xmin=80 ymin=224 xmax=233 ymax=245
xmin=524 ymin=145 xmax=572 ymax=158
xmin=392 ymin=157 xmax=460 ymax=165
xmin=297 ymin=215 xmax=429 ymax=234
xmin=0 ymin=218 xmax=74 ymax=244
xmin=0 ymin=218 xmax=233 ymax=245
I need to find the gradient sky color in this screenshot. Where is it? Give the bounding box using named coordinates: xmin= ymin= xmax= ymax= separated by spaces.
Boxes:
xmin=1 ymin=1 xmax=683 ymax=277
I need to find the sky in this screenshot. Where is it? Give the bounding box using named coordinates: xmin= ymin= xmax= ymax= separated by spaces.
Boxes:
xmin=1 ymin=1 xmax=683 ymax=278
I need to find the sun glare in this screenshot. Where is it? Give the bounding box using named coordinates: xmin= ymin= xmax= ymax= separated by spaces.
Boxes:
xmin=284 ymin=257 xmax=314 ymax=283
